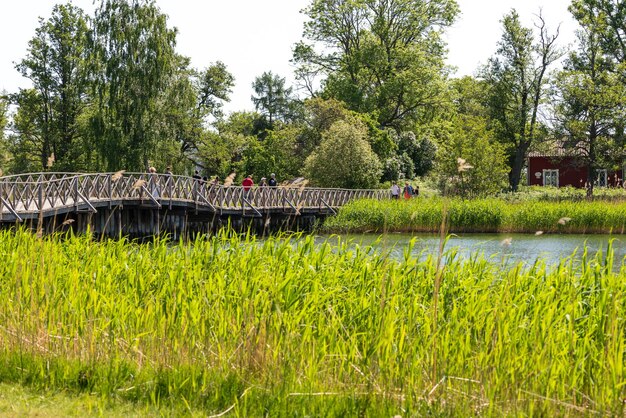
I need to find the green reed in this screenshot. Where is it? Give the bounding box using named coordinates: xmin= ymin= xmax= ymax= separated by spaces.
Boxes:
xmin=324 ymin=197 xmax=626 ymax=234
xmin=0 ymin=228 xmax=625 ymax=416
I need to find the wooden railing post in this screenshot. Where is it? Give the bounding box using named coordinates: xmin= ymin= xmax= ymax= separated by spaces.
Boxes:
xmin=194 ymin=179 xmax=199 ymax=212
xmin=38 ymin=182 xmax=44 ymax=212
xmin=108 ymin=174 xmax=113 ymax=209
xmin=167 ymin=175 xmax=173 ymax=209
xmin=74 ymin=177 xmax=79 ymax=210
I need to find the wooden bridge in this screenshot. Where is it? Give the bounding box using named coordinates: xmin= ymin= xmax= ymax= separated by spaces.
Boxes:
xmin=0 ymin=172 xmax=389 ymax=237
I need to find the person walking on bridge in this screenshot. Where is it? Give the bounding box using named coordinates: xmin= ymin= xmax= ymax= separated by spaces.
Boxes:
xmin=242 ymin=175 xmax=254 ymax=199
xmin=390 ymin=181 xmax=400 ymax=199
xmin=148 ymin=166 xmax=160 ymax=199
xmin=268 ymin=173 xmax=277 ymax=187
xmin=403 ymin=181 xmax=413 ymax=200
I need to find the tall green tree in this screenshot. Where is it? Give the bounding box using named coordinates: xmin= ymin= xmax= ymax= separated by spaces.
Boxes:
xmin=385 ymin=130 xmax=436 ymax=180
xmin=202 ymin=111 xmax=261 ymax=178
xmin=251 ymin=71 xmax=299 ymax=128
xmin=0 ymin=94 xmax=10 ymax=173
xmin=569 ymin=0 xmax=626 ymax=68
xmin=0 ymin=95 xmax=7 ymax=139
xmin=160 ymin=59 xmax=235 ymax=172
xmin=90 ymin=0 xmax=178 ymax=171
xmin=13 ymin=3 xmax=90 ymax=171
xmin=196 ymin=61 xmax=235 ymax=121
xmin=483 ymin=10 xmax=562 ymax=191
xmin=294 ymin=0 xmax=458 ymax=130
xmin=433 ymin=77 xmax=509 ymax=197
xmin=553 ymin=6 xmax=626 ymax=196
xmin=238 ymin=124 xmax=304 ymax=181
xmin=9 ymin=89 xmax=50 ymax=172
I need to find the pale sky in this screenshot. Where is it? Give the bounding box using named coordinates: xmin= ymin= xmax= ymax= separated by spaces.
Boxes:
xmin=0 ymin=0 xmax=576 ymax=114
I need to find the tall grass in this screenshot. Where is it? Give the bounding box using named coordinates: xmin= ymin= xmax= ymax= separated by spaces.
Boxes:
xmin=324 ymin=197 xmax=626 ymax=234
xmin=0 ymin=229 xmax=626 ymax=415
xmin=502 ymin=185 xmax=626 ymax=202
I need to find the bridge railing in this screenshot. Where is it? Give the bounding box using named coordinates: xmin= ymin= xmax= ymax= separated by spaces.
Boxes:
xmin=0 ymin=172 xmax=390 ymax=218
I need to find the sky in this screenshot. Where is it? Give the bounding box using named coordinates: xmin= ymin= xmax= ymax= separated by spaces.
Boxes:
xmin=0 ymin=0 xmax=577 ymax=114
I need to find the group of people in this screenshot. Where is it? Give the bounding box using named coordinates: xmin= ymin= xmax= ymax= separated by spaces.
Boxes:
xmin=241 ymin=173 xmax=278 ymax=191
xmin=241 ymin=173 xmax=278 ymax=190
xmin=240 ymin=174 xmax=279 ymax=202
xmin=390 ymin=181 xmax=419 ymax=199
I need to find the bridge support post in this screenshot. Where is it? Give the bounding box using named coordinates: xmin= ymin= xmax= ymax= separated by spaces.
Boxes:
xmin=117 ymin=208 xmax=122 ymax=237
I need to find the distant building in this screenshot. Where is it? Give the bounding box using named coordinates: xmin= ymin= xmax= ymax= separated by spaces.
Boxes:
xmin=527 ymin=148 xmax=623 ymax=188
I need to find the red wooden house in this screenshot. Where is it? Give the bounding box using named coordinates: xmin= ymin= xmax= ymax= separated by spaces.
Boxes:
xmin=527 ymin=149 xmax=623 ymax=188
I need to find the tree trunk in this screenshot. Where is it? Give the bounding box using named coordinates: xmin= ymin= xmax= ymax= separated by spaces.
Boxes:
xmin=586 ymin=122 xmax=597 ymax=198
xmin=508 ymin=144 xmax=529 ymax=192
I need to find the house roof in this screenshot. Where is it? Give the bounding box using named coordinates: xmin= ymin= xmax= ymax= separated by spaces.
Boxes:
xmin=527 ymin=139 xmax=586 ymax=158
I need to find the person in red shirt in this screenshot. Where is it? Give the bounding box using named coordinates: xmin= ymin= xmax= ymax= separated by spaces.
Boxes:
xmin=242 ymin=175 xmax=254 ymax=190
xmin=242 ymin=175 xmax=254 ymax=199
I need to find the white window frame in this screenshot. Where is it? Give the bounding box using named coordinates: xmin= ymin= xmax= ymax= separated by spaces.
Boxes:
xmin=543 ymin=169 xmax=559 ymax=187
xmin=596 ymin=169 xmax=608 ymax=187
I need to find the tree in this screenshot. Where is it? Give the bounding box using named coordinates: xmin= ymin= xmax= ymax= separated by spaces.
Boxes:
xmin=553 ymin=8 xmax=626 ymax=196
xmin=158 ymin=58 xmax=235 ymax=172
xmin=199 ymin=111 xmax=261 ymax=177
xmin=13 ymin=3 xmax=90 ymax=171
xmin=433 ymin=77 xmax=509 ymax=197
xmin=398 ymin=131 xmax=436 ymax=176
xmin=196 ymin=61 xmax=235 ymax=121
xmin=300 ymin=97 xmax=395 ymax=163
xmin=0 ymin=95 xmax=7 ymax=140
xmin=294 ymin=0 xmax=459 ymax=130
xmin=433 ymin=119 xmax=509 ymax=197
xmin=298 ymin=98 xmax=350 ymax=156
xmin=304 ymin=120 xmax=382 ymax=188
xmin=0 ymin=95 xmax=10 ymax=173
xmin=8 ymin=89 xmax=49 ymax=172
xmin=90 ymin=0 xmax=178 ymax=171
xmin=381 ymin=131 xmax=437 ymax=181
xmin=482 ymin=10 xmax=562 ymax=191
xmin=251 ymin=71 xmax=299 ymax=128
xmin=238 ymin=125 xmax=303 ymax=181
xmin=569 ymin=0 xmax=626 ymax=69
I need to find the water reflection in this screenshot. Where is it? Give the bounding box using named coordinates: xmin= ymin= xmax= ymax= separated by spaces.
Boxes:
xmin=319 ymin=233 xmax=626 ymax=269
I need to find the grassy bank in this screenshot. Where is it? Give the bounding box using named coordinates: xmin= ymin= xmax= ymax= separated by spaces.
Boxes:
xmin=1 ymin=229 xmax=626 ymax=415
xmin=502 ymin=185 xmax=626 ymax=202
xmin=323 ymin=197 xmax=626 ymax=234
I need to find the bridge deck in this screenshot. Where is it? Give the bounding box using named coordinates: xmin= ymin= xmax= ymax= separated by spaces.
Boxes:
xmin=0 ymin=173 xmax=390 ymax=223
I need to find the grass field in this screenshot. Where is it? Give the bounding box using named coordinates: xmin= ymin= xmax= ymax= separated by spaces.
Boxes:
xmin=0 ymin=382 xmax=202 ymax=417
xmin=1 ymin=229 xmax=625 ymax=416
xmin=323 ymin=197 xmax=626 ymax=234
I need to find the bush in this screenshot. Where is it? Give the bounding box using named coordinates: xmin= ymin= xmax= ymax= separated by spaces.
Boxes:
xmin=304 ymin=120 xmax=382 ymax=188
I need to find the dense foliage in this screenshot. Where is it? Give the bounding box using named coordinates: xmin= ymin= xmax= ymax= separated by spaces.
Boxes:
xmin=304 ymin=120 xmax=382 ymax=188
xmin=432 ymin=77 xmax=509 ymax=197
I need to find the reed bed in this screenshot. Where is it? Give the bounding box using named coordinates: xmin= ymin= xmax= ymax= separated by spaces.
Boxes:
xmin=1 ymin=229 xmax=626 ymax=416
xmin=324 ymin=197 xmax=626 ymax=234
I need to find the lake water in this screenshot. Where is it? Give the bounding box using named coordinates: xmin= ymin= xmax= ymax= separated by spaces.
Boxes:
xmin=319 ymin=233 xmax=626 ymax=269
